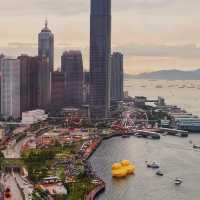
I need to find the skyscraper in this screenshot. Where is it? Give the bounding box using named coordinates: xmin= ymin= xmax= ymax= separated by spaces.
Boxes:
xmin=90 ymin=0 xmax=112 ymax=120
xmin=61 ymin=51 xmax=83 ymax=107
xmin=1 ymin=57 xmax=21 ymax=119
xmin=0 ymin=54 xmax=4 ymax=115
xmin=51 ymin=71 xmax=65 ymax=108
xmin=18 ymin=55 xmax=51 ymax=112
xmin=111 ymin=52 xmax=124 ymax=101
xmin=38 ymin=20 xmax=54 ymax=72
xmin=37 ymin=56 xmax=51 ymax=110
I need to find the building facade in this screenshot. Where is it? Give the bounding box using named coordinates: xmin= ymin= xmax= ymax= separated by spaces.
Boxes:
xmin=0 ymin=54 xmax=4 ymax=115
xmin=38 ymin=20 xmax=54 ymax=72
xmin=1 ymin=58 xmax=21 ymax=119
xmin=18 ymin=55 xmax=51 ymax=112
xmin=111 ymin=52 xmax=124 ymax=101
xmin=38 ymin=56 xmax=51 ymax=110
xmin=61 ymin=51 xmax=83 ymax=107
xmin=51 ymin=71 xmax=65 ymax=108
xmin=90 ymin=0 xmax=112 ymax=120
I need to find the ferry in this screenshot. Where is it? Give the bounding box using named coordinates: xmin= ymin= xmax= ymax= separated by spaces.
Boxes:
xmin=175 ymin=118 xmax=200 ymax=132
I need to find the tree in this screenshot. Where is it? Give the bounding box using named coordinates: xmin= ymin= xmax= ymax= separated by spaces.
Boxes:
xmin=0 ymin=151 xmax=5 ymax=170
xmin=58 ymin=168 xmax=66 ymax=183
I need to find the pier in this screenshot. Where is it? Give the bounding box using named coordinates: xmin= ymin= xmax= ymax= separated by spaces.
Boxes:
xmin=158 ymin=128 xmax=188 ymax=137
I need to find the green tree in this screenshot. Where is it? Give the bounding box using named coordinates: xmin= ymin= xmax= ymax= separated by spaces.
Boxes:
xmin=0 ymin=151 xmax=5 ymax=170
xmin=58 ymin=168 xmax=66 ymax=183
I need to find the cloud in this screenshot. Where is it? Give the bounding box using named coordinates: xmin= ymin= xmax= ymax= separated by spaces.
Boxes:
xmin=115 ymin=43 xmax=200 ymax=58
xmin=0 ymin=0 xmax=175 ymax=16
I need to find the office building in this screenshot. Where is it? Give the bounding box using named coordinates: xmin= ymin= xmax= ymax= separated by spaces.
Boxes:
xmin=38 ymin=20 xmax=54 ymax=72
xmin=51 ymin=71 xmax=65 ymax=108
xmin=61 ymin=51 xmax=83 ymax=107
xmin=18 ymin=55 xmax=51 ymax=112
xmin=1 ymin=57 xmax=20 ymax=119
xmin=90 ymin=0 xmax=112 ymax=119
xmin=111 ymin=52 xmax=124 ymax=101
xmin=38 ymin=56 xmax=51 ymax=109
xmin=0 ymin=54 xmax=4 ymax=115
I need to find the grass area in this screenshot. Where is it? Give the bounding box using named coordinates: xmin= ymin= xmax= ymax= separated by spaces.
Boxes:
xmin=67 ymin=178 xmax=95 ymax=200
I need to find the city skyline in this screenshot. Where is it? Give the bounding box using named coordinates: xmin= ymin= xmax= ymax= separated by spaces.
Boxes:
xmin=1 ymin=0 xmax=200 ymax=74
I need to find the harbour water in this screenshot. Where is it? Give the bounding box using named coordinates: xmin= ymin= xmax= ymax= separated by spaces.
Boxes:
xmin=90 ymin=79 xmax=200 ymax=200
xmin=125 ymin=79 xmax=200 ymax=116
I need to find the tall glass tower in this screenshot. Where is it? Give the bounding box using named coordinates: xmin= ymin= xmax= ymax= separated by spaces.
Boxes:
xmin=38 ymin=20 xmax=54 ymax=72
xmin=90 ymin=0 xmax=111 ymax=120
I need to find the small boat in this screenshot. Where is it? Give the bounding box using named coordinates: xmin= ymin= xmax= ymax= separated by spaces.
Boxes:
xmin=156 ymin=85 xmax=163 ymax=88
xmin=122 ymin=134 xmax=130 ymax=138
xmin=193 ymin=145 xmax=200 ymax=149
xmin=147 ymin=162 xmax=160 ymax=169
xmin=135 ymin=133 xmax=142 ymax=138
xmin=174 ymin=178 xmax=183 ymax=185
xmin=156 ymin=170 xmax=164 ymax=176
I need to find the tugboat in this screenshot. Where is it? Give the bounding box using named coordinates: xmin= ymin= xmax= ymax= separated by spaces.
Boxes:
xmin=147 ymin=162 xmax=160 ymax=169
xmin=156 ymin=170 xmax=164 ymax=176
xmin=174 ymin=178 xmax=183 ymax=185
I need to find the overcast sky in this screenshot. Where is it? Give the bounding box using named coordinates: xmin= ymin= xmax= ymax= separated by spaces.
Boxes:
xmin=1 ymin=0 xmax=200 ymax=74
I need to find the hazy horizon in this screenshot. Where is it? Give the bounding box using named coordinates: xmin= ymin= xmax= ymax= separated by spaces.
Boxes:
xmin=1 ymin=0 xmax=200 ymax=74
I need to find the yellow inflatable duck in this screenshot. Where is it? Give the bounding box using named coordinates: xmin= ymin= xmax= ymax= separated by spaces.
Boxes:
xmin=112 ymin=160 xmax=135 ymax=178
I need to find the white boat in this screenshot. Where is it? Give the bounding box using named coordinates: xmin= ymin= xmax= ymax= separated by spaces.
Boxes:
xmin=174 ymin=178 xmax=183 ymax=185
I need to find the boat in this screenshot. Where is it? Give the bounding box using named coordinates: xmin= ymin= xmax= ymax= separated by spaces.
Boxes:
xmin=135 ymin=133 xmax=143 ymax=138
xmin=147 ymin=162 xmax=160 ymax=169
xmin=122 ymin=134 xmax=130 ymax=138
xmin=156 ymin=85 xmax=163 ymax=88
xmin=178 ymin=85 xmax=185 ymax=88
xmin=174 ymin=178 xmax=183 ymax=185
xmin=193 ymin=144 xmax=200 ymax=149
xmin=156 ymin=170 xmax=164 ymax=176
xmin=175 ymin=118 xmax=200 ymax=132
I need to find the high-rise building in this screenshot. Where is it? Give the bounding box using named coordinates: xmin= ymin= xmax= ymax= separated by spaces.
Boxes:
xmin=18 ymin=55 xmax=51 ymax=112
xmin=51 ymin=71 xmax=65 ymax=108
xmin=61 ymin=51 xmax=83 ymax=107
xmin=90 ymin=0 xmax=112 ymax=119
xmin=111 ymin=52 xmax=124 ymax=101
xmin=0 ymin=54 xmax=4 ymax=115
xmin=1 ymin=57 xmax=21 ymax=119
xmin=37 ymin=56 xmax=51 ymax=110
xmin=38 ymin=20 xmax=54 ymax=72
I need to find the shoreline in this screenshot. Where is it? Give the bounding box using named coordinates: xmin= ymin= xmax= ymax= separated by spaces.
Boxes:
xmin=85 ymin=132 xmax=132 ymax=200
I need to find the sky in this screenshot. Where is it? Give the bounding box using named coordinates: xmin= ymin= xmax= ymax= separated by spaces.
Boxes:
xmin=1 ymin=0 xmax=200 ymax=74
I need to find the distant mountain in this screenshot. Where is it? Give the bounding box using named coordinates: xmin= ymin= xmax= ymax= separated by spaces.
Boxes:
xmin=125 ymin=69 xmax=200 ymax=80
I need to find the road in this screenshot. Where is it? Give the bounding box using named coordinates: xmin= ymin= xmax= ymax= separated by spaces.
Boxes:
xmin=3 ymin=174 xmax=23 ymax=200
xmin=2 ymin=136 xmax=35 ymax=159
xmin=14 ymin=173 xmax=33 ymax=200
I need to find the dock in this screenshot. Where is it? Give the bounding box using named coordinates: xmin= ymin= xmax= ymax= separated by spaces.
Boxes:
xmin=158 ymin=128 xmax=188 ymax=137
xmin=137 ymin=130 xmax=161 ymax=139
